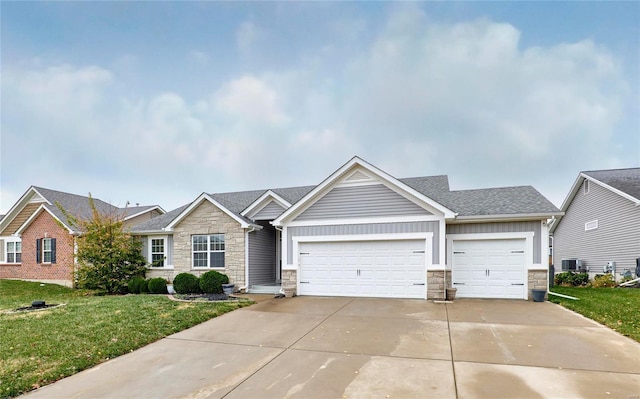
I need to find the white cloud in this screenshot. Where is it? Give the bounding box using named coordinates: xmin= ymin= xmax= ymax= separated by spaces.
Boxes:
xmin=213 ymin=75 xmax=290 ymax=126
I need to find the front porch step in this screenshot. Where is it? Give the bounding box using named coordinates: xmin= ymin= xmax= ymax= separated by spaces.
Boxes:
xmin=249 ymin=284 xmax=282 ymax=294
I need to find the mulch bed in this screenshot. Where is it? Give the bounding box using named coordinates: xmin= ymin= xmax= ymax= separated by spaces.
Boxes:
xmin=173 ymin=293 xmax=231 ymax=301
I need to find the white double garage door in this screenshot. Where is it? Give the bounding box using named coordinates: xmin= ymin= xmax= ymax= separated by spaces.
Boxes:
xmin=297 ymin=237 xmax=527 ymax=299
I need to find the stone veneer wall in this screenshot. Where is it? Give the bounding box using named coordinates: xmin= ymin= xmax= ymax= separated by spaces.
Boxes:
xmin=170 ymin=201 xmax=246 ymax=287
xmin=528 ymin=270 xmax=548 ymax=300
xmin=281 ymin=270 xmax=297 ymax=297
xmin=426 ymin=270 xmax=451 ymax=300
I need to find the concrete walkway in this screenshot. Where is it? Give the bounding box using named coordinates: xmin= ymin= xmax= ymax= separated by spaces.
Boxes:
xmin=23 ymin=297 xmax=640 ymax=398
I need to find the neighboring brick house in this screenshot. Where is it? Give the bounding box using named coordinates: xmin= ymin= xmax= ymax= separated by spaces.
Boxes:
xmin=0 ymin=186 xmax=164 ymax=287
xmin=133 ymin=156 xmax=561 ymax=300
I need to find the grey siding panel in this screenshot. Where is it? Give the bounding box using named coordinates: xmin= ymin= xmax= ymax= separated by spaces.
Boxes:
xmin=141 ymin=236 xmax=148 ymax=262
xmin=249 ymin=221 xmax=277 ymax=285
xmin=447 ymin=221 xmax=542 ymax=264
xmin=295 ymin=184 xmax=432 ymax=221
xmin=167 ymin=235 xmax=174 ymax=265
xmin=254 ymin=201 xmax=286 ymax=220
xmin=554 ymin=180 xmax=640 ymax=274
xmin=288 ymin=221 xmax=439 ymax=265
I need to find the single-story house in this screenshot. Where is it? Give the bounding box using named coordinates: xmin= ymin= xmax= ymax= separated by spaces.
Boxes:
xmin=550 ymin=168 xmax=640 ymax=280
xmin=135 ymin=157 xmax=561 ymax=300
xmin=0 ymin=186 xmax=164 ymax=287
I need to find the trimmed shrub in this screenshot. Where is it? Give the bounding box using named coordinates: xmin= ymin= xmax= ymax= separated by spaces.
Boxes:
xmin=555 ymin=271 xmax=589 ymax=287
xmin=139 ymin=278 xmax=149 ymax=294
xmin=127 ymin=276 xmax=146 ymax=294
xmin=199 ymin=270 xmax=229 ymax=294
xmin=148 ymin=277 xmax=168 ymax=294
xmin=590 ymin=274 xmax=616 ymax=288
xmin=173 ymin=273 xmax=201 ymax=294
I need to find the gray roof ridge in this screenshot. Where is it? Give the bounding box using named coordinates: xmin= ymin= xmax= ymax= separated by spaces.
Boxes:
xmin=449 ymin=184 xmax=535 ymax=193
xmin=582 ymin=167 xmax=640 ymax=173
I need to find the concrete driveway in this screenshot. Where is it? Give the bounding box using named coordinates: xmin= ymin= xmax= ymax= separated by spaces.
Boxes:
xmin=23 ymin=297 xmax=640 ymax=399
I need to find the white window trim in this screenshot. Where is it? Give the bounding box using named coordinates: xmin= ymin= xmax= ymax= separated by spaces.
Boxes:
xmin=5 ymin=238 xmax=22 ymax=264
xmin=147 ymin=235 xmax=172 ymax=269
xmin=585 ymin=220 xmax=598 ymax=231
xmin=42 ymin=238 xmax=53 ymax=264
xmin=191 ymin=234 xmax=225 ymax=270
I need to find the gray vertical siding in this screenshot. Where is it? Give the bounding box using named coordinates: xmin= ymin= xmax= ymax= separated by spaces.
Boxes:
xmin=141 ymin=236 xmax=148 ymax=262
xmin=249 ymin=221 xmax=277 ymax=285
xmin=0 ymin=239 xmax=4 ymax=262
xmin=287 ymin=221 xmax=439 ymax=265
xmin=253 ymin=201 xmax=286 ymax=220
xmin=295 ymin=184 xmax=432 ymax=221
xmin=166 ymin=235 xmax=174 ymax=265
xmin=554 ymin=179 xmax=640 ymax=274
xmin=446 ymin=221 xmax=542 ymax=264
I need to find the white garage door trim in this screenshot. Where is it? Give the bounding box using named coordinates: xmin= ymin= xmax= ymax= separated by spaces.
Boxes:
xmin=447 ymin=232 xmax=534 ymax=300
xmin=293 ymin=233 xmax=432 ymax=299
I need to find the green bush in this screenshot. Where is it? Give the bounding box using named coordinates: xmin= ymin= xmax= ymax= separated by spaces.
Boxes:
xmin=590 ymin=274 xmax=617 ymax=288
xmin=139 ymin=278 xmax=149 ymax=294
xmin=127 ymin=276 xmax=146 ymax=294
xmin=148 ymin=277 xmax=168 ymax=294
xmin=199 ymin=270 xmax=229 ymax=294
xmin=173 ymin=273 xmax=201 ymax=294
xmin=555 ymin=271 xmax=589 ymax=287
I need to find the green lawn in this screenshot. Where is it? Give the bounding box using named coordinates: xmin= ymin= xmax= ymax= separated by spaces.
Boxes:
xmin=549 ymin=286 xmax=640 ymax=342
xmin=0 ymin=280 xmax=252 ymax=398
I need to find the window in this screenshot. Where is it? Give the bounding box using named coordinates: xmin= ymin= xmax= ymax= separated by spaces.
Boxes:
xmin=584 ymin=180 xmax=590 ymax=194
xmin=6 ymin=241 xmax=21 ymax=263
xmin=192 ymin=234 xmax=225 ymax=268
xmin=151 ymin=238 xmax=165 ymax=267
xmin=43 ymin=238 xmax=53 ymax=263
xmin=36 ymin=238 xmax=56 ymax=264
xmin=585 ymin=220 xmax=598 ymax=231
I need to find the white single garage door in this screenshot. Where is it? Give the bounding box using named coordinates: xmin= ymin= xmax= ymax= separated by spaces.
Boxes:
xmin=451 ymin=239 xmax=526 ymax=299
xmin=298 ymin=239 xmax=426 ymax=299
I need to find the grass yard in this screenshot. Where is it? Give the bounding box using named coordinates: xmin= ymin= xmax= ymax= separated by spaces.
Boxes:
xmin=549 ymin=286 xmax=640 ymax=342
xmin=0 ymin=280 xmax=252 ymax=398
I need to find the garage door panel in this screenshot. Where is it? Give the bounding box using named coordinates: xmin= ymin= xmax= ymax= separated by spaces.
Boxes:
xmin=299 ymin=239 xmax=426 ymax=299
xmin=452 ymin=239 xmax=526 ymax=299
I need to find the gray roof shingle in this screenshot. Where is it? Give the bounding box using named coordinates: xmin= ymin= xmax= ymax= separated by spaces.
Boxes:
xmin=32 ymin=187 xmax=161 ymax=232
xmin=583 ymin=168 xmax=640 ymax=201
xmin=133 ymin=173 xmax=559 ymax=233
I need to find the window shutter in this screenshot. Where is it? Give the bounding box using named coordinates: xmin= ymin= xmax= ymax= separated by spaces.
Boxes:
xmin=51 ymin=239 xmax=57 ymax=264
xmin=36 ymin=239 xmax=42 ymax=264
xmin=0 ymin=239 xmax=4 ymax=263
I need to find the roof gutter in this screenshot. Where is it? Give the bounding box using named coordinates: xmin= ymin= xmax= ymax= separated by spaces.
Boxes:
xmin=452 ymin=212 xmax=564 ymax=223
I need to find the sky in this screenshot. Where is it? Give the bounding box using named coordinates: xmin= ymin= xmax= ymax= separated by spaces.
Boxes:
xmin=1 ymin=1 xmax=638 ymax=214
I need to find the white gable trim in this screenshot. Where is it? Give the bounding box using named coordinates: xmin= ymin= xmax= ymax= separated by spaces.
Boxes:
xmin=0 ymin=187 xmax=48 ymax=234
xmin=165 ymin=193 xmax=256 ymax=230
xmin=15 ymin=204 xmax=74 ymax=235
xmin=241 ymin=190 xmax=291 ymax=218
xmin=124 ymin=206 xmax=166 ymax=221
xmin=272 ymin=156 xmax=456 ymax=226
xmin=550 ymin=172 xmax=639 ymax=234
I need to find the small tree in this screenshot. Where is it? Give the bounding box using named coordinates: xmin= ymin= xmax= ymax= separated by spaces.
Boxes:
xmin=59 ymin=196 xmax=147 ymax=294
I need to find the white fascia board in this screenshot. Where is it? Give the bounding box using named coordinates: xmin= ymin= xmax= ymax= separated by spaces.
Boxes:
xmin=123 ymin=206 xmax=167 ymax=221
xmin=454 ymin=213 xmax=564 ymax=223
xmin=166 ymin=193 xmax=257 ymax=230
xmin=586 ymin=174 xmax=640 ymax=205
xmin=285 ymin=214 xmax=443 ymax=227
xmin=273 ymin=156 xmax=456 ymax=226
xmin=15 ymin=204 xmax=74 ymax=235
xmin=0 ymin=186 xmax=47 ymax=233
xmin=130 ymin=229 xmax=167 ymax=235
xmin=241 ymin=190 xmax=291 ymax=218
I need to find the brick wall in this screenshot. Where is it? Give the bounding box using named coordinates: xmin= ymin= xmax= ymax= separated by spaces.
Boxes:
xmin=426 ymin=270 xmax=450 ymax=300
xmin=170 ymin=200 xmax=246 ymax=287
xmin=528 ymin=270 xmax=548 ymax=300
xmin=0 ymin=210 xmax=75 ymax=286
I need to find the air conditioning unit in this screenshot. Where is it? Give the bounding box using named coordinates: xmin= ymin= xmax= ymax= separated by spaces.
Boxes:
xmin=561 ymin=258 xmax=583 ymax=272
